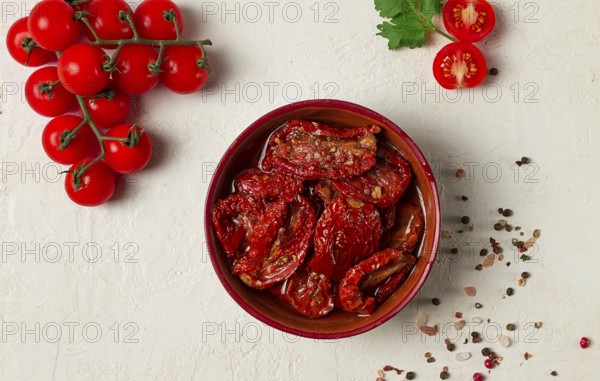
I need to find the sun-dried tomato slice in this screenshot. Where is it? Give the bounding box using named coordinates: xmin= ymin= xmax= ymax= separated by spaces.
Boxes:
xmin=211 ymin=193 xmax=266 ymax=259
xmin=238 ymin=196 xmax=317 ymax=289
xmin=374 ymin=265 xmax=413 ymax=305
xmin=386 ymin=203 xmax=424 ymax=252
xmin=232 ymin=199 xmax=288 ymax=276
xmin=281 ymin=266 xmax=335 ymax=318
xmin=331 ymin=144 xmax=412 ymax=208
xmin=261 ymin=120 xmax=380 ymax=180
xmin=234 ymin=168 xmax=304 ymax=202
xmin=338 ymin=249 xmax=415 ymax=314
xmin=308 ymin=198 xmax=382 ymax=280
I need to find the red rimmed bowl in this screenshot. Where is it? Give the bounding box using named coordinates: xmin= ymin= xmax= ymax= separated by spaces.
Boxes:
xmin=204 ymin=99 xmax=440 ymax=339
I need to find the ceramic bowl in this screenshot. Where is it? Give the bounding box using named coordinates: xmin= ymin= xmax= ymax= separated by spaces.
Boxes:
xmin=204 ymin=99 xmax=440 ymax=338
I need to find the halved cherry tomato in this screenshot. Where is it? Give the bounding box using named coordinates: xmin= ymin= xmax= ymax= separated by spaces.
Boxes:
xmin=42 ymin=115 xmax=96 ymax=165
xmin=6 ymin=17 xmax=55 ymax=67
xmin=433 ymin=42 xmax=487 ymax=90
xmin=443 ymin=0 xmax=496 ymax=43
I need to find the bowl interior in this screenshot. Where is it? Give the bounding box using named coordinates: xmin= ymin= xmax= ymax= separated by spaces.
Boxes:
xmin=205 ymin=101 xmax=440 ymax=338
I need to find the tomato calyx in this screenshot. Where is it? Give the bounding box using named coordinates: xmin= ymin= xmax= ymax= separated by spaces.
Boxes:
xmin=92 ymin=89 xmax=116 ymax=101
xmin=20 ymin=38 xmax=40 ymax=66
xmin=37 ymin=80 xmax=60 ymax=98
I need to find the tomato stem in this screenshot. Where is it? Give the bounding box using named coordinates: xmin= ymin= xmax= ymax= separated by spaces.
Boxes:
xmin=433 ymin=27 xmax=458 ymax=42
xmin=74 ymin=95 xmax=106 ymax=177
xmin=59 ymin=119 xmax=87 ymax=150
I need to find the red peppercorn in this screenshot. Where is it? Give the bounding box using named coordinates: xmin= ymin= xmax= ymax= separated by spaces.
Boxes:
xmin=484 ymin=359 xmax=494 ymax=369
xmin=473 ymin=373 xmax=484 ymax=381
xmin=455 ymin=312 xmax=463 ymax=318
xmin=580 ymin=337 xmax=590 ymax=348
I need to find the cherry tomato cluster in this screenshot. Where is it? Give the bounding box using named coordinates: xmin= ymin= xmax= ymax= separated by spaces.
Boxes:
xmin=6 ymin=0 xmax=212 ymax=206
xmin=212 ymin=120 xmax=424 ymax=318
xmin=433 ymin=0 xmax=496 ymax=89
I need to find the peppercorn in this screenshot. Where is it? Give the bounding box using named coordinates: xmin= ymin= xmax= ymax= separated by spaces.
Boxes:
xmin=479 ymin=248 xmax=488 ymax=256
xmin=497 ymin=208 xmax=504 ymax=214
xmin=506 ymin=287 xmax=514 ymax=296
xmin=506 ymin=323 xmax=516 ymax=331
xmin=446 ymin=343 xmax=456 ymax=352
xmin=461 ymin=216 xmax=470 ymax=224
xmin=450 ymin=248 xmax=458 ymax=254
xmin=475 ymin=264 xmax=483 ymax=271
xmin=475 ymin=302 xmax=483 ymax=309
xmin=455 ymin=168 xmax=466 ymax=178
xmin=521 ymin=157 xmax=530 ymax=164
xmin=535 ymin=322 xmax=543 ymax=329
xmin=461 ymin=195 xmax=469 ymax=201
xmin=505 ymin=224 xmax=513 ymax=232
xmin=489 ymin=68 xmax=499 ymax=75
xmin=493 ymin=246 xmax=503 ymax=254
xmin=493 ymin=223 xmax=502 ymax=231
xmin=521 ymin=271 xmax=530 ymax=279
xmin=440 ymin=371 xmax=449 ymax=380
xmin=406 ymin=372 xmax=416 ymax=380
xmin=432 ymin=298 xmax=441 ymax=306
xmin=427 ymin=357 xmax=436 ymax=363
xmin=551 ymin=370 xmax=558 ymax=376
xmin=471 ymin=331 xmax=480 ymax=338
xmin=502 ymin=209 xmax=513 ymax=217
xmin=481 ymin=347 xmax=491 ymax=356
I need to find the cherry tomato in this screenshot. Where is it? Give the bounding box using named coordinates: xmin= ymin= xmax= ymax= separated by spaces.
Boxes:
xmin=85 ymin=88 xmax=131 ymax=129
xmin=65 ymin=158 xmax=115 ymax=207
xmin=84 ymin=0 xmax=134 ymax=48
xmin=443 ymin=0 xmax=496 ymax=43
xmin=112 ymin=44 xmax=160 ymax=94
xmin=432 ymin=42 xmax=487 ymax=90
xmin=28 ymin=0 xmax=81 ymax=51
xmin=6 ymin=17 xmax=55 ymax=67
xmin=103 ymin=124 xmax=152 ymax=174
xmin=161 ymin=45 xmax=209 ymax=94
xmin=42 ymin=115 xmax=96 ymax=165
xmin=25 ymin=66 xmax=77 ymax=117
xmin=57 ymin=43 xmax=110 ymax=96
xmin=133 ymin=0 xmax=183 ymax=40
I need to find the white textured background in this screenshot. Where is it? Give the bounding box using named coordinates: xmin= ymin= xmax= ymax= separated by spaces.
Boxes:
xmin=1 ymin=0 xmax=600 ymax=380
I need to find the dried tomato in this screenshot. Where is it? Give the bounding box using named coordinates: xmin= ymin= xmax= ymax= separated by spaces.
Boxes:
xmin=338 ymin=249 xmax=415 ymax=314
xmin=331 ymin=144 xmax=412 ymax=208
xmin=262 ymin=120 xmax=380 ymax=180
xmin=380 ymin=204 xmax=397 ymax=231
xmin=237 ymin=196 xmax=317 ymax=289
xmin=211 ymin=193 xmax=266 ymax=259
xmin=385 ymin=203 xmax=424 ymax=252
xmin=282 ymin=266 xmax=335 ymax=318
xmin=235 ymin=168 xmax=304 ymax=202
xmin=308 ymin=198 xmax=382 ymax=280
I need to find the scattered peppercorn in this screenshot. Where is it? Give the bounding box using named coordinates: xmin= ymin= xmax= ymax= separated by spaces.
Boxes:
xmin=455 ymin=312 xmax=463 ymax=318
xmin=450 ymin=248 xmax=458 ymax=254
xmin=432 ymin=298 xmax=441 ymax=306
xmin=515 ymin=226 xmax=521 ymax=231
xmin=502 ymin=209 xmax=513 ymax=217
xmin=489 ymin=67 xmax=499 ymax=75
xmin=484 ymin=359 xmax=494 ymax=369
xmin=461 ymin=216 xmax=470 ymax=224
xmin=493 ymin=223 xmax=502 ymax=231
xmin=479 ymin=248 xmax=488 ymax=256
xmin=475 ymin=302 xmax=483 ymax=309
xmin=493 ymin=246 xmax=503 ymax=254
xmin=475 ymin=264 xmax=483 ymax=271
xmin=521 ymin=157 xmax=530 ymax=164
xmin=472 ymin=336 xmax=482 ymax=343
xmin=473 ymin=373 xmax=483 ymax=381
xmin=440 ymin=371 xmax=449 ymax=380
xmin=481 ymin=347 xmax=491 ymax=356
xmin=505 ymin=224 xmax=513 ymax=232
xmin=455 ymin=168 xmax=466 ymax=178
xmin=518 ymin=278 xmax=526 ymax=286
xmin=471 ymin=331 xmax=480 ymax=338
xmin=535 ymin=322 xmax=543 ymax=329
xmin=446 ymin=343 xmax=456 ymax=352
xmin=550 ymin=370 xmax=558 ymax=376
xmin=521 ymin=272 xmax=530 ymax=279
xmin=506 ymin=262 xmax=511 ymax=267
xmin=497 ymin=208 xmax=504 ymax=214
xmin=461 ymin=195 xmax=469 ymax=201
xmin=506 ymin=323 xmax=516 ymax=331
xmin=406 ymin=372 xmax=416 ymax=380
xmin=427 ymin=357 xmax=436 ymax=363
xmin=520 ymin=254 xmax=531 ymax=261
xmin=580 ymin=337 xmax=590 ymax=349
xmin=506 ymin=287 xmax=514 ymax=296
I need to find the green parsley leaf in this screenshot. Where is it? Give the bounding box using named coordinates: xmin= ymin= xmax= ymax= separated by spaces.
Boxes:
xmin=377 ymin=17 xmax=428 ymax=49
xmin=375 ymin=0 xmax=442 ymax=50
